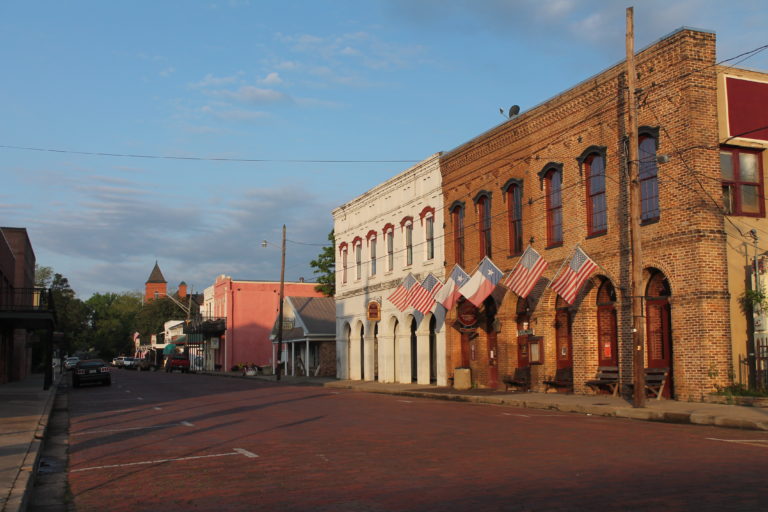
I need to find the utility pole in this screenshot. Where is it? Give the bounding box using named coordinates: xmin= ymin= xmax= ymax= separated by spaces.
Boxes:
xmin=626 ymin=7 xmax=646 ymax=408
xmin=276 ymin=224 xmax=286 ymax=381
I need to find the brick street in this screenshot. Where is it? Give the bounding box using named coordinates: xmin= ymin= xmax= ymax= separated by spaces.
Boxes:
xmin=66 ymin=370 xmax=768 ymax=512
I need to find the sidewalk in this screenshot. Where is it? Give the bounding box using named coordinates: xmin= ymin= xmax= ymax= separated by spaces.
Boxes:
xmin=209 ymin=371 xmax=768 ymax=430
xmin=0 ymin=373 xmax=60 ymax=512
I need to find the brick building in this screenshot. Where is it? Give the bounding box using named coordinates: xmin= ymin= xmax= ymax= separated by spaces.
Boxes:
xmin=438 ymin=28 xmax=764 ymax=400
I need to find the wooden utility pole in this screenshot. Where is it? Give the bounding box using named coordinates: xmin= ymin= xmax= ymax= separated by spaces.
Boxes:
xmin=276 ymin=224 xmax=286 ymax=381
xmin=626 ymin=7 xmax=646 ymax=408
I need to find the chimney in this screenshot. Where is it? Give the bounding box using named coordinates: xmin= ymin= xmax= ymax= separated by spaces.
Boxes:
xmin=178 ymin=281 xmax=188 ymax=298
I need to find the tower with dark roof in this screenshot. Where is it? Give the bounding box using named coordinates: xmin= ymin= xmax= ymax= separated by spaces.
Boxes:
xmin=145 ymin=261 xmax=168 ymax=302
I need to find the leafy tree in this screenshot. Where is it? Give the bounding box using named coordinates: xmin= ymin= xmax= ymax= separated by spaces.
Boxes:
xmin=35 ymin=265 xmax=54 ymax=288
xmin=133 ymin=297 xmax=185 ymax=343
xmin=49 ymin=273 xmax=89 ymax=355
xmin=85 ymin=292 xmax=143 ymax=358
xmin=309 ymin=230 xmax=335 ymax=297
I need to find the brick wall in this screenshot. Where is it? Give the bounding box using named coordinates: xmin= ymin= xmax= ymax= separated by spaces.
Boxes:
xmin=440 ymin=29 xmax=729 ymax=400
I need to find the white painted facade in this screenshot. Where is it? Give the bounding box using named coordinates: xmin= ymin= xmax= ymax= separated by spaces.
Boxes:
xmin=333 ymin=153 xmax=447 ymax=385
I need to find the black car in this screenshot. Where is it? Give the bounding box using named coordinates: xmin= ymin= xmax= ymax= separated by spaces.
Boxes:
xmin=72 ymin=359 xmax=112 ymax=387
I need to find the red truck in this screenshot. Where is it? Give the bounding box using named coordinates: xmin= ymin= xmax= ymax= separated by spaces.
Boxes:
xmin=166 ymin=354 xmax=190 ymax=373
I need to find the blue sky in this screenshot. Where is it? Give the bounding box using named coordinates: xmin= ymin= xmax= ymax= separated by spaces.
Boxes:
xmin=1 ymin=0 xmax=766 ymax=299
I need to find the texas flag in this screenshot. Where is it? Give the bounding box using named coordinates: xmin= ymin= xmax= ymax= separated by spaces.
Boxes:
xmin=459 ymin=257 xmax=504 ymax=307
xmin=434 ymin=264 xmax=469 ymax=311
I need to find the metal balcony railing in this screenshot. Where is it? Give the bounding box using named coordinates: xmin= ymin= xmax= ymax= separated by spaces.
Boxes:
xmin=0 ymin=287 xmax=54 ymax=312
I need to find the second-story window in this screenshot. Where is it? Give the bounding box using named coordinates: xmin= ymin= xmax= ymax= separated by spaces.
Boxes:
xmin=340 ymin=244 xmax=348 ymax=284
xmin=545 ymin=168 xmax=563 ymax=246
xmin=639 ymin=135 xmax=660 ymax=222
xmin=370 ymin=236 xmax=377 ymax=276
xmin=354 ymin=240 xmax=362 ymax=280
xmin=425 ymin=214 xmax=435 ymax=261
xmin=721 ymin=146 xmax=764 ymax=217
xmin=585 ymin=153 xmax=607 ymax=236
xmin=504 ymin=180 xmax=523 ymax=256
xmin=386 ymin=227 xmax=394 ymax=271
xmin=450 ymin=203 xmax=465 ymax=267
xmin=475 ymin=193 xmax=492 ymax=259
xmin=405 ymin=222 xmax=413 ymax=266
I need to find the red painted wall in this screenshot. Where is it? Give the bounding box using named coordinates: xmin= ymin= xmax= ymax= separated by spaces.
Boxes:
xmin=214 ymin=276 xmax=324 ymax=370
xmin=727 ymin=77 xmax=768 ymax=141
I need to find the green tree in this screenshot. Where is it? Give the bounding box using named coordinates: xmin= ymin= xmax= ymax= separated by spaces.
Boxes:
xmin=85 ymin=292 xmax=143 ymax=358
xmin=133 ymin=297 xmax=185 ymax=343
xmin=309 ymin=230 xmax=335 ymax=297
xmin=35 ymin=264 xmax=54 ymax=288
xmin=49 ymin=273 xmax=89 ymax=355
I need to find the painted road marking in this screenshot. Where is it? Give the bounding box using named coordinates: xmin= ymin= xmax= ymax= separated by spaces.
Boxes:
xmin=136 ymin=397 xmax=144 ymax=400
xmin=707 ymin=438 xmax=768 ymax=448
xmin=125 ymin=390 xmax=131 ymax=393
xmin=72 ymin=449 xmax=258 ymax=472
xmin=153 ymin=407 xmax=162 ymax=410
xmin=73 ymin=422 xmax=196 ymax=436
xmin=502 ymin=413 xmax=530 ymax=417
xmin=398 ymin=400 xmax=413 ymax=403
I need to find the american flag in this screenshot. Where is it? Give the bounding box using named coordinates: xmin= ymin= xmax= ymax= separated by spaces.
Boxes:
xmin=550 ymin=247 xmax=598 ymax=304
xmin=502 ymin=246 xmax=548 ymax=298
xmin=387 ymin=273 xmax=417 ymax=311
xmin=409 ymin=274 xmax=445 ymax=314
xmin=434 ymin=265 xmax=469 ymax=311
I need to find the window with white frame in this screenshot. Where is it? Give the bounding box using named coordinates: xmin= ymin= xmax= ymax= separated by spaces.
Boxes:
xmin=370 ymin=235 xmax=377 ymax=276
xmin=340 ymin=243 xmax=348 ymax=284
xmin=425 ymin=214 xmax=435 ymax=261
xmin=355 ymin=241 xmax=362 ymax=280
xmin=386 ymin=227 xmax=394 ymax=271
xmin=404 ymin=220 xmax=413 ymax=266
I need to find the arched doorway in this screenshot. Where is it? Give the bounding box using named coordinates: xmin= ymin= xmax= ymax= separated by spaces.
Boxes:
xmin=597 ymin=279 xmax=618 ymax=366
xmin=516 ymin=297 xmax=531 ymax=368
xmin=485 ymin=297 xmax=499 ymax=388
xmin=359 ymin=324 xmax=365 ymax=380
xmin=645 ymin=269 xmax=673 ymax=397
xmin=429 ymin=316 xmax=437 ymax=384
xmin=555 ymin=296 xmax=573 ymax=370
xmin=410 ymin=317 xmax=418 ymax=383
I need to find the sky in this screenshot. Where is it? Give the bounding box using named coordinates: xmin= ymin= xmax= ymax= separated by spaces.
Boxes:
xmin=1 ymin=0 xmax=767 ymax=300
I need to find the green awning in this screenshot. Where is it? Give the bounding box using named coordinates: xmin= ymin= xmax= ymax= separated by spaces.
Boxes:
xmin=163 ymin=343 xmax=177 ymax=355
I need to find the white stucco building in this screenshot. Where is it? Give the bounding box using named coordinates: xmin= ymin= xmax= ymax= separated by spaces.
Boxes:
xmin=333 ymin=153 xmax=447 ymax=385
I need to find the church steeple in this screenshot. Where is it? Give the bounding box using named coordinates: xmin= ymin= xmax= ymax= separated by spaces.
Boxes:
xmin=144 ymin=261 xmax=168 ymax=301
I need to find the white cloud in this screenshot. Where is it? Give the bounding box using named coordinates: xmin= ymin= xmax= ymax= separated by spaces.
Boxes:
xmin=190 ymin=73 xmax=242 ymax=88
xmin=159 ymin=66 xmax=176 ymax=77
xmin=260 ymin=72 xmax=283 ymax=85
xmin=213 ymin=85 xmax=289 ymax=104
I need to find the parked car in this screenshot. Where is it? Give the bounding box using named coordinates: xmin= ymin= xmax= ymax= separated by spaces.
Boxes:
xmin=112 ymin=356 xmax=125 ymax=368
xmin=122 ymin=357 xmax=139 ymax=370
xmin=64 ymin=356 xmax=80 ymax=371
xmin=167 ymin=354 xmax=190 ymax=373
xmin=72 ymin=359 xmax=111 ymax=387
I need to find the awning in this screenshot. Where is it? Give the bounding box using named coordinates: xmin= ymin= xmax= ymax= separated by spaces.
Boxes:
xmin=163 ymin=343 xmax=177 ymax=355
xmin=172 ymin=335 xmax=187 ymax=344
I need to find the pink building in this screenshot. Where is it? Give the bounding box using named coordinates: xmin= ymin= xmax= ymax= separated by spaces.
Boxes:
xmin=212 ymin=275 xmax=324 ymax=371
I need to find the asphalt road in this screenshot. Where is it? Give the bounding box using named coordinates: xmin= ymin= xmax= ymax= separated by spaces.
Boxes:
xmin=66 ymin=369 xmax=768 ymax=512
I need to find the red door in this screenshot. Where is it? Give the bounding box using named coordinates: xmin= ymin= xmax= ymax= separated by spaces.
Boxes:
xmin=597 ymin=305 xmax=618 ymax=366
xmin=460 ymin=332 xmax=471 ymax=368
xmin=555 ymin=307 xmax=573 ymax=370
xmin=646 ymin=299 xmax=672 ymax=397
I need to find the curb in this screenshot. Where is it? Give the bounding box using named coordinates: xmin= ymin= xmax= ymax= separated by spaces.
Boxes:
xmin=321 ymin=383 xmax=768 ymax=432
xmin=3 ymin=375 xmax=60 ymax=512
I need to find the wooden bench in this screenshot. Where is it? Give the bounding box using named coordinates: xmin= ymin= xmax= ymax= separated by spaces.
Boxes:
xmin=502 ymin=366 xmax=531 ymax=392
xmin=543 ymin=367 xmax=573 ymax=393
xmin=585 ymin=366 xmax=620 ymax=396
xmin=626 ymin=367 xmax=669 ymax=400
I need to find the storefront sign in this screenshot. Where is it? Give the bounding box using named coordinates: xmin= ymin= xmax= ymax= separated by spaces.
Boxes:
xmin=517 ymin=329 xmax=534 ymax=336
xmin=457 ymin=301 xmax=478 ymax=329
xmin=367 ymin=301 xmax=381 ymax=322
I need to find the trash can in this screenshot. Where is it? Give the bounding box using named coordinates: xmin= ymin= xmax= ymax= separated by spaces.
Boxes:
xmin=454 ymin=367 xmax=471 ymax=390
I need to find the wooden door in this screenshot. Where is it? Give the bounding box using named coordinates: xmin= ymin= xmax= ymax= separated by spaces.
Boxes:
xmin=555 ymin=308 xmax=573 ymax=370
xmin=487 ymin=332 xmax=498 ymax=388
xmin=597 ymin=306 xmax=618 ymax=366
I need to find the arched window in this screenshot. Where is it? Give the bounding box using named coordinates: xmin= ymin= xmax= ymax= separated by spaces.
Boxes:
xmin=639 ymin=134 xmax=660 ymax=222
xmin=596 ymin=279 xmax=617 ymax=366
xmin=366 ymin=230 xmax=378 ymax=276
xmin=545 ymin=167 xmax=563 ymax=246
xmin=502 ymin=179 xmax=523 ymax=256
xmin=450 ymin=202 xmax=465 ymax=267
xmin=352 ymin=237 xmax=363 ymax=280
xmin=401 ymin=217 xmax=414 ymax=267
xmin=584 ymin=152 xmax=607 ymax=236
xmin=339 ymin=242 xmax=348 ymax=284
xmin=383 ymin=223 xmax=394 ymax=272
xmin=474 ymin=192 xmax=492 ymax=259
xmin=420 ymin=206 xmax=436 ymax=261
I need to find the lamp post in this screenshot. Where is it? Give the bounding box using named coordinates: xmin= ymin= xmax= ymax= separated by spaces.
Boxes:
xmin=263 ymin=225 xmax=286 ymax=380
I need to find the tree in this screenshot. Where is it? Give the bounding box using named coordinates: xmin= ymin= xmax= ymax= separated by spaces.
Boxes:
xmin=309 ymin=230 xmax=335 ymax=297
xmin=133 ymin=297 xmax=184 ymax=343
xmin=35 ymin=264 xmax=53 ymax=288
xmin=49 ymin=273 xmax=89 ymax=355
xmin=85 ymin=292 xmax=143 ymax=357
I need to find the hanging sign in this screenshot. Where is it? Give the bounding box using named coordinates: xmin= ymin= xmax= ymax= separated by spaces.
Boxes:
xmin=367 ymin=301 xmax=381 ymax=322
xmin=457 ymin=301 xmax=478 ymax=330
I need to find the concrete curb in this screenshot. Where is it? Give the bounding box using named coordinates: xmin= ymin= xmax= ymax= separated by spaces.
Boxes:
xmin=3 ymin=375 xmax=60 ymax=512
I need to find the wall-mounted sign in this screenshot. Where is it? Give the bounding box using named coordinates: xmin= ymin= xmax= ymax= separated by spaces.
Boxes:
xmin=517 ymin=329 xmax=534 ymax=336
xmin=209 ymin=338 xmax=220 ymax=349
xmin=457 ymin=301 xmax=478 ymax=329
xmin=367 ymin=301 xmax=381 ymax=322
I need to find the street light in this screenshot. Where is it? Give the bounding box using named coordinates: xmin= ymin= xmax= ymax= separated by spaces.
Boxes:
xmin=263 ymin=225 xmax=286 ymax=380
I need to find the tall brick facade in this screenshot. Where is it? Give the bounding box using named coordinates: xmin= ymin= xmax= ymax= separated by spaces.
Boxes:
xmin=440 ymin=29 xmax=732 ymax=400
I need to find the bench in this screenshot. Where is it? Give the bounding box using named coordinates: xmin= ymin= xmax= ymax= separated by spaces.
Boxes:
xmin=626 ymin=367 xmax=669 ymax=400
xmin=502 ymin=366 xmax=531 ymax=392
xmin=543 ymin=367 xmax=573 ymax=393
xmin=585 ymin=366 xmax=620 ymax=396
